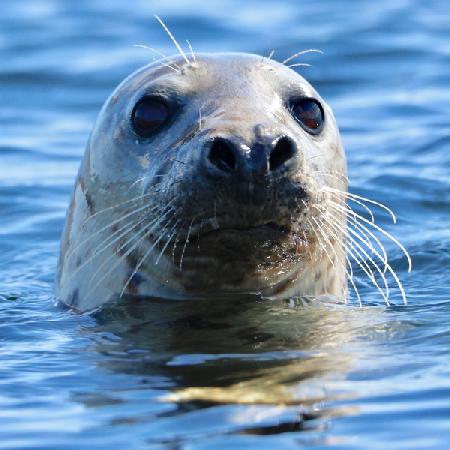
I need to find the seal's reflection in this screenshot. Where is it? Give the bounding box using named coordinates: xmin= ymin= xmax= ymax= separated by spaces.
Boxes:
xmin=87 ymin=296 xmax=361 ymax=434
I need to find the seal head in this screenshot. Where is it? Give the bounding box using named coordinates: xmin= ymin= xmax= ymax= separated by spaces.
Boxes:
xmin=55 ymin=53 xmax=347 ymax=311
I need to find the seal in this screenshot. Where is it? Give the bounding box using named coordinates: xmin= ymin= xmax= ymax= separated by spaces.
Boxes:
xmin=55 ymin=50 xmax=350 ymax=311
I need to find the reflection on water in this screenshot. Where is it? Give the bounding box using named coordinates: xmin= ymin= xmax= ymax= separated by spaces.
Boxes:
xmin=80 ymin=297 xmax=389 ymax=437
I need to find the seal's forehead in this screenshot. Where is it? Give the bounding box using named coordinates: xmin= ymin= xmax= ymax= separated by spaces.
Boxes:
xmin=123 ymin=52 xmax=318 ymax=100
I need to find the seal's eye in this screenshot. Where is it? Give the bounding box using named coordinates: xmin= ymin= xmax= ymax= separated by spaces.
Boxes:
xmin=132 ymin=97 xmax=170 ymax=137
xmin=291 ymin=98 xmax=324 ymax=134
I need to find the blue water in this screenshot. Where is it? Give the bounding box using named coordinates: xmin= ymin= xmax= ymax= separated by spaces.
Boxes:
xmin=1 ymin=1 xmax=450 ymax=448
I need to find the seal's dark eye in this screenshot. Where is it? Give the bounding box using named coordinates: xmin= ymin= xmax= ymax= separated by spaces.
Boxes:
xmin=132 ymin=97 xmax=170 ymax=137
xmin=291 ymin=98 xmax=324 ymax=134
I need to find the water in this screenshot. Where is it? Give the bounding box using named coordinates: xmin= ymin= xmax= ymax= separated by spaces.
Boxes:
xmin=1 ymin=0 xmax=450 ymax=448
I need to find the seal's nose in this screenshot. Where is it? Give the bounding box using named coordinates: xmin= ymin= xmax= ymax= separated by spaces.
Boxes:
xmin=207 ymin=137 xmax=237 ymax=173
xmin=206 ymin=135 xmax=297 ymax=177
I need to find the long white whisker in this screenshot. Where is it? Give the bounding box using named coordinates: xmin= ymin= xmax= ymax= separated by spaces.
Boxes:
xmin=154 ymin=15 xmax=190 ymax=65
xmin=198 ymin=105 xmax=202 ymax=131
xmin=68 ymin=211 xmax=150 ymax=280
xmin=282 ymin=48 xmax=323 ymax=65
xmin=80 ymin=192 xmax=155 ymax=228
xmin=120 ymin=218 xmax=179 ymax=297
xmin=172 ymin=234 xmax=179 ymax=264
xmin=325 ymin=187 xmax=397 ymax=223
xmin=328 ymin=202 xmax=408 ymax=304
xmin=155 ymin=222 xmax=179 ymax=265
xmin=197 ymin=218 xmax=204 ymax=250
xmin=186 ymin=39 xmax=196 ymax=63
xmin=305 ymin=215 xmax=334 ymax=266
xmin=314 ymin=170 xmax=349 ymax=185
xmin=328 ymin=190 xmax=374 ymax=223
xmin=126 ymin=176 xmax=148 ymax=194
xmin=179 ymin=216 xmax=196 ymax=271
xmin=287 ymin=63 xmax=311 ymax=69
xmin=328 ymin=195 xmax=389 ymax=270
xmin=87 ymin=206 xmax=175 ymax=293
xmin=329 ymin=199 xmax=411 ymax=272
xmin=345 ymin=208 xmax=389 ymax=272
xmin=311 ymin=216 xmax=360 ymax=306
xmin=67 ymin=201 xmax=160 ymax=262
xmin=133 ymin=44 xmax=181 ymax=72
xmin=320 ymin=210 xmax=390 ymax=305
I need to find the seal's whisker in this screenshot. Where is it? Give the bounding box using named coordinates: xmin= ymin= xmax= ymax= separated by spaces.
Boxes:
xmin=311 ymin=216 xmax=345 ymax=268
xmin=171 ymin=233 xmax=180 ymax=264
xmin=179 ymin=216 xmax=197 ymax=271
xmin=343 ymin=195 xmax=375 ymax=223
xmin=338 ymin=242 xmax=361 ymax=306
xmin=66 ymin=201 xmax=162 ymax=262
xmin=325 ymin=187 xmax=397 ymax=224
xmin=314 ymin=170 xmax=349 ymax=183
xmin=343 ymin=240 xmax=388 ymax=305
xmin=328 ymin=195 xmax=388 ymax=267
xmin=186 ymin=39 xmax=196 ymax=63
xmin=305 ymin=216 xmax=333 ymax=265
xmin=79 ymin=191 xmax=157 ymax=228
xmin=322 ymin=186 xmax=375 ymax=224
xmin=329 ymin=200 xmax=411 ymax=272
xmin=142 ymin=46 xmax=183 ymax=70
xmin=282 ymin=49 xmax=323 ymax=65
xmin=328 ymin=202 xmax=408 ymax=304
xmin=154 ymin=15 xmax=190 ymax=65
xmin=309 ymin=214 xmax=360 ymax=306
xmin=311 ymin=197 xmax=392 ymax=303
xmin=345 ymin=207 xmax=389 ymax=272
xmin=272 ymin=110 xmax=285 ymax=123
xmin=83 ymin=202 xmax=172 ymax=266
xmin=87 ymin=206 xmax=176 ymax=293
xmin=320 ymin=210 xmax=390 ymax=304
xmin=133 ymin=44 xmax=181 ymax=72
xmin=86 ymin=205 xmax=174 ymax=288
xmin=197 ymin=218 xmax=204 ymax=250
xmin=86 ymin=208 xmax=176 ymax=302
xmin=347 ymin=217 xmax=388 ymax=270
xmin=260 ymin=50 xmax=276 ymax=64
xmin=121 ymin=217 xmax=179 ymax=296
xmin=126 ymin=176 xmax=148 ymax=194
xmin=198 ymin=105 xmax=203 ymax=132
xmin=287 ymin=63 xmax=312 ymax=69
xmin=312 ymin=216 xmax=360 ymax=306
xmin=155 ymin=216 xmax=179 ymax=265
xmin=68 ymin=212 xmax=150 ymax=280
xmin=323 ymin=216 xmax=389 ymax=305
xmin=120 ymin=218 xmax=180 ymax=298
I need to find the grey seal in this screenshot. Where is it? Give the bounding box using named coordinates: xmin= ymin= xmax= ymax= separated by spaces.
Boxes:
xmin=55 ymin=51 xmax=350 ymax=311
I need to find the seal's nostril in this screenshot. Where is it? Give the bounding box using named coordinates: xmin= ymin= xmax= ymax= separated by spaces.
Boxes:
xmin=269 ymin=137 xmax=296 ymax=171
xmin=208 ymin=138 xmax=236 ymax=173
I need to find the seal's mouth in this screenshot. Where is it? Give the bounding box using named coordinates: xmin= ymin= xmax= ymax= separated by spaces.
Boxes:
xmin=198 ymin=221 xmax=290 ymax=240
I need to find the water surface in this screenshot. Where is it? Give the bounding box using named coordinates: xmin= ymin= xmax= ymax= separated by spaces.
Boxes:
xmin=1 ymin=1 xmax=450 ymax=448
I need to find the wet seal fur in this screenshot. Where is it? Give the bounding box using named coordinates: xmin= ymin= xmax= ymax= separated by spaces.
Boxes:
xmin=55 ymin=51 xmax=349 ymax=311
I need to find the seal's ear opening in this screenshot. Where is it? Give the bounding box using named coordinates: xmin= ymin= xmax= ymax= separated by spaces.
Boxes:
xmin=131 ymin=97 xmax=170 ymax=137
